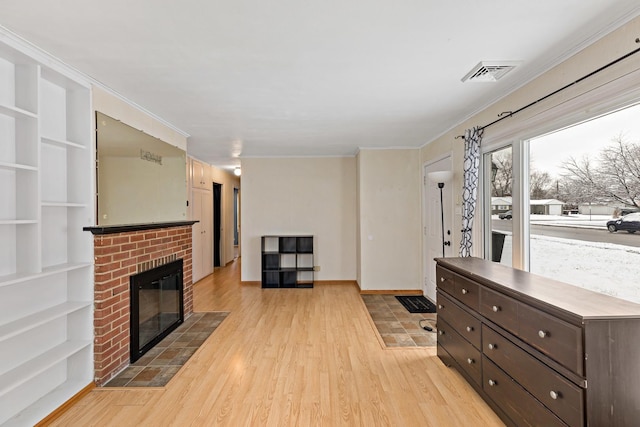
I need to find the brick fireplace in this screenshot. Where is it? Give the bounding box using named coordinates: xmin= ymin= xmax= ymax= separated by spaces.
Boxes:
xmin=84 ymin=221 xmax=196 ymax=385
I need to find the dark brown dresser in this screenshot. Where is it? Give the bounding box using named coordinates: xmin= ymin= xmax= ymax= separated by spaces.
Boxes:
xmin=435 ymin=257 xmax=640 ymax=427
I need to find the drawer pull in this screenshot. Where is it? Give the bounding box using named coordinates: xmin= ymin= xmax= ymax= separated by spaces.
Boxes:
xmin=549 ymin=390 xmax=559 ymax=400
xmin=461 ymin=288 xmax=468 ymax=295
xmin=440 ymin=277 xmax=445 ymax=282
xmin=438 ymin=304 xmax=443 ymax=309
xmin=492 ymin=305 xmax=500 ymax=312
xmin=538 ymin=330 xmax=548 ymax=338
xmin=466 ymin=326 xmax=473 ymax=332
xmin=488 ymin=379 xmax=497 ymax=387
xmin=467 ymin=358 xmax=474 ymax=365
xmin=488 ymin=343 xmax=497 ymax=350
xmin=438 ymin=330 xmax=444 ymax=336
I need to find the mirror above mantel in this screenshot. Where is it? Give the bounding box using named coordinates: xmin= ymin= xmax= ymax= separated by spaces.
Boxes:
xmin=96 ymin=112 xmax=187 ymax=225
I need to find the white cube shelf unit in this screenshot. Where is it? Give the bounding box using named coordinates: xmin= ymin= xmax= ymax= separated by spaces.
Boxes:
xmin=0 ymin=31 xmax=94 ymax=426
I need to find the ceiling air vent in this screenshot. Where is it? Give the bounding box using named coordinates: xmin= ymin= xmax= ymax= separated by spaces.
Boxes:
xmin=461 ymin=61 xmax=519 ymax=83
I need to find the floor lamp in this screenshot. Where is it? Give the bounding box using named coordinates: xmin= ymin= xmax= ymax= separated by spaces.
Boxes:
xmin=428 ymin=171 xmax=453 ymax=257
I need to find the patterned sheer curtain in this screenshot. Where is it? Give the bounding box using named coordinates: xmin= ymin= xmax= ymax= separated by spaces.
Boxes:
xmin=459 ymin=126 xmax=484 ymax=257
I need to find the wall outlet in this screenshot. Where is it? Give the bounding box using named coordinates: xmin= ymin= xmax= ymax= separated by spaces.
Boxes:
xmin=314 ymin=266 xmax=320 ymax=271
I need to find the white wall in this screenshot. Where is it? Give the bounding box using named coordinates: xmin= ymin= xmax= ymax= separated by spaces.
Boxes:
xmin=240 ymin=157 xmax=357 ymax=282
xmin=357 ymin=149 xmax=422 ymax=291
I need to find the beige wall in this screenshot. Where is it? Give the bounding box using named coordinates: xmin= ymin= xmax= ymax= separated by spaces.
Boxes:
xmin=240 ymin=157 xmax=357 ymax=282
xmin=357 ymin=149 xmax=422 ymax=291
xmin=420 ymin=16 xmax=640 ymax=256
xmin=93 ymin=86 xmax=187 ymax=150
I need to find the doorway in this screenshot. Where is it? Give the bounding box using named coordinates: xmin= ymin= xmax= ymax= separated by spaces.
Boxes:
xmin=213 ymin=183 xmax=222 ymax=267
xmin=233 ymin=187 xmax=240 ymax=259
xmin=423 ymin=156 xmax=454 ymax=301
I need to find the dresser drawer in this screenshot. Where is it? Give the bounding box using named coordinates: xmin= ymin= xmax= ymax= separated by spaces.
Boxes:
xmin=437 ymin=292 xmax=481 ymax=349
xmin=437 ymin=319 xmax=482 ymax=386
xmin=454 ymin=274 xmax=480 ymax=311
xmin=483 ymin=326 xmax=584 ymax=427
xmin=518 ymin=304 xmax=584 ymax=376
xmin=483 ymin=356 xmax=567 ymax=427
xmin=436 ymin=266 xmax=455 ymax=295
xmin=480 ymin=287 xmax=518 ymax=335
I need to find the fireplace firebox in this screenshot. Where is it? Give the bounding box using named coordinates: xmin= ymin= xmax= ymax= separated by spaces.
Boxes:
xmin=130 ymin=259 xmax=184 ymax=362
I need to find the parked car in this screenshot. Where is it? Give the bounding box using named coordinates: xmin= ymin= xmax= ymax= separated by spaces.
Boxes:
xmin=620 ymin=208 xmax=640 ymax=216
xmin=499 ymin=210 xmax=512 ymax=220
xmin=607 ymin=212 xmax=640 ymax=233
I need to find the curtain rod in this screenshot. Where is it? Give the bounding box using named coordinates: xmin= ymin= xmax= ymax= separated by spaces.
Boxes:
xmin=455 ymin=37 xmax=640 ymax=140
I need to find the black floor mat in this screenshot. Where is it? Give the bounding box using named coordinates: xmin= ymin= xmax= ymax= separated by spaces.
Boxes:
xmin=395 ymin=295 xmax=437 ymax=313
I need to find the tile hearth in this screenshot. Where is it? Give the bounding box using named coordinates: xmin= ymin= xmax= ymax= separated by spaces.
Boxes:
xmin=362 ymin=294 xmax=437 ymax=348
xmin=104 ymin=311 xmax=229 ymax=387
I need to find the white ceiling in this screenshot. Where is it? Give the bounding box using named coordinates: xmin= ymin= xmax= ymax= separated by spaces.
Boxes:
xmin=2 ymin=1 xmax=640 ymax=171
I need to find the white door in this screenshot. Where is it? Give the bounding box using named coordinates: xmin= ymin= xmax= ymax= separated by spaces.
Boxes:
xmin=192 ymin=190 xmax=203 ymax=282
xmin=423 ymin=157 xmax=454 ymax=301
xmin=192 ymin=189 xmax=214 ymax=283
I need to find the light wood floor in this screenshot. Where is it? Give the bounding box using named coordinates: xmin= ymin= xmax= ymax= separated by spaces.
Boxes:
xmin=49 ymin=259 xmax=504 ymax=426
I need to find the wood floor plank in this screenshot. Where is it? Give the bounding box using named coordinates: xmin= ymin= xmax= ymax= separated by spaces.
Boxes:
xmin=48 ymin=259 xmax=504 ymax=426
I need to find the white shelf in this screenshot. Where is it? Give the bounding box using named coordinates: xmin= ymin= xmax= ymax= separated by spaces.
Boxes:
xmin=0 ymin=103 xmax=37 ymax=119
xmin=0 ymin=301 xmax=91 ymax=343
xmin=0 ymin=161 xmax=37 ymax=171
xmin=0 ymin=220 xmax=37 ymax=225
xmin=2 ymin=380 xmax=91 ymax=427
xmin=41 ymin=136 xmax=85 ymax=150
xmin=0 ymin=340 xmax=91 ymax=397
xmin=41 ymin=202 xmax=87 ymax=208
xmin=0 ymin=262 xmax=91 ymax=288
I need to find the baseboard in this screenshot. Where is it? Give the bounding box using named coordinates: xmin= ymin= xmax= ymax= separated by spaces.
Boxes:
xmin=240 ymin=281 xmax=261 ymax=286
xmin=35 ymin=382 xmax=96 ymax=426
xmin=241 ymin=280 xmax=357 ymax=286
xmin=314 ymin=280 xmax=358 ymax=285
xmin=359 ymin=289 xmax=423 ymax=295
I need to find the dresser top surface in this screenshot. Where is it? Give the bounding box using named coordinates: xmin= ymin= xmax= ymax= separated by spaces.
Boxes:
xmin=436 ymin=257 xmax=640 ymax=320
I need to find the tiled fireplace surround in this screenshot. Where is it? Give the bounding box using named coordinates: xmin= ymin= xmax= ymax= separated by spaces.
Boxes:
xmin=87 ymin=222 xmax=195 ymax=385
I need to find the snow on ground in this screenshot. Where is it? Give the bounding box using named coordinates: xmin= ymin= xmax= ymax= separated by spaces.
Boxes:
xmin=498 ymin=233 xmax=640 ymax=304
xmin=530 ymin=213 xmax=611 ymax=229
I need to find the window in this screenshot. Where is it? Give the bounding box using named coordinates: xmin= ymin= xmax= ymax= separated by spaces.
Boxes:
xmin=485 ymin=146 xmax=513 ymax=266
xmin=485 ymin=103 xmax=640 ymax=304
xmin=527 ymin=104 xmax=640 ymax=303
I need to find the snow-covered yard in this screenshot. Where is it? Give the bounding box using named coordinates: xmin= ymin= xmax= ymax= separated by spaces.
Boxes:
xmin=498 ymin=231 xmax=640 ymax=304
xmin=529 ymin=213 xmax=611 ymax=229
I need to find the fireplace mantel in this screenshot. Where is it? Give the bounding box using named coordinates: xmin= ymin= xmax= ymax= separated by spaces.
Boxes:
xmin=84 ymin=220 xmax=198 ymax=235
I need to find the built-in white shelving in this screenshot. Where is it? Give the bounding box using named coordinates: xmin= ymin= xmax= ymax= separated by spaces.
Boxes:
xmin=0 ymin=262 xmax=91 ymax=289
xmin=0 ymin=30 xmax=94 ymax=426
xmin=0 ymin=301 xmax=91 ymax=343
xmin=0 ymin=340 xmax=91 ymax=396
xmin=0 ymin=161 xmax=38 ymax=171
xmin=41 ymin=135 xmax=86 ymax=150
xmin=0 ymin=102 xmax=37 ymax=119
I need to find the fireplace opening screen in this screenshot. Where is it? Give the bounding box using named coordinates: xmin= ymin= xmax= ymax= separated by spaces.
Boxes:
xmin=130 ymin=259 xmax=184 ymax=362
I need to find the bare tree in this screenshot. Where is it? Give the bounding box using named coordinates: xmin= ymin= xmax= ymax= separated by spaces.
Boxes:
xmin=555 ymin=174 xmax=594 ymax=206
xmin=491 ymin=151 xmax=512 ymax=197
xmin=530 ymin=170 xmax=552 ymax=199
xmin=561 ymin=135 xmax=640 ymax=207
xmin=598 ymin=135 xmax=640 ymax=207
